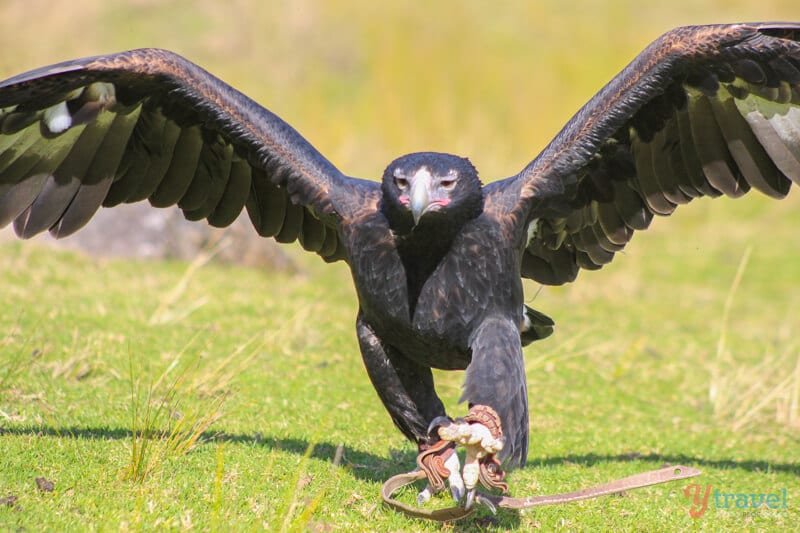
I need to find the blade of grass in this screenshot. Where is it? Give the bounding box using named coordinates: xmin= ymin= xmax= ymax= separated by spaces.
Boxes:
xmin=277 ymin=441 xmax=316 ymax=533
xmin=148 ymin=237 xmax=230 ymax=325
xmin=710 ymin=246 xmax=751 ymax=410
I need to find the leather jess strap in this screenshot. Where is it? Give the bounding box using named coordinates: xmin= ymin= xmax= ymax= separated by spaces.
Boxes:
xmin=381 ymin=464 xmax=702 ymax=522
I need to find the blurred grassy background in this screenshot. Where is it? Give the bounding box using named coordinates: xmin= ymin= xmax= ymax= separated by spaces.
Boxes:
xmin=1 ymin=1 xmax=800 ymax=530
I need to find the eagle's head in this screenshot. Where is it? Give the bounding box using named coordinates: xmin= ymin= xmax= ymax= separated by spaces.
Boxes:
xmin=380 ymin=152 xmax=484 ymax=235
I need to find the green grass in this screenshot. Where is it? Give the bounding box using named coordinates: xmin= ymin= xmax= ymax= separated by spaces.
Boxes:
xmin=2 ymin=1 xmax=800 ymax=531
xmin=1 ymin=195 xmax=799 ymax=531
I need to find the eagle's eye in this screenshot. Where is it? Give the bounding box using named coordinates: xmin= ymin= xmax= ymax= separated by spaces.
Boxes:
xmin=440 ymin=179 xmax=456 ymax=190
xmin=395 ymin=177 xmax=409 ymax=188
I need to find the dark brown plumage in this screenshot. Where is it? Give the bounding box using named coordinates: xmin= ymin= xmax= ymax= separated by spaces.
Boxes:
xmin=1 ymin=23 xmax=799 ymax=486
xmin=507 ymin=24 xmax=800 ymax=284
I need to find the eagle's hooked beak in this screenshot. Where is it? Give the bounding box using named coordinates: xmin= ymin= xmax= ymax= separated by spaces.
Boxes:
xmin=410 ymin=172 xmax=433 ymax=226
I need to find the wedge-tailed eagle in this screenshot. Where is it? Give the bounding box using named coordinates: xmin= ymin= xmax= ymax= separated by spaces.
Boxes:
xmin=1 ymin=22 xmax=799 ymax=508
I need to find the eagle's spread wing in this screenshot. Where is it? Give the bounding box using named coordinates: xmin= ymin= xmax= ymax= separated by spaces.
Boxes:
xmin=485 ymin=23 xmax=800 ymax=284
xmin=0 ymin=48 xmax=379 ymax=261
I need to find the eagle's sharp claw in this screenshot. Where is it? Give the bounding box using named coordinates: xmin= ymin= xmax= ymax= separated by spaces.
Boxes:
xmin=464 ymin=488 xmax=476 ymax=510
xmin=416 ymin=484 xmax=433 ymax=506
xmin=426 ymin=416 xmax=453 ymax=437
xmin=475 ymin=493 xmax=497 ymax=514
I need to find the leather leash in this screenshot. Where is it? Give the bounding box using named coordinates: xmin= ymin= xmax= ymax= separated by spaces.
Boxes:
xmin=381 ymin=464 xmax=702 ymax=522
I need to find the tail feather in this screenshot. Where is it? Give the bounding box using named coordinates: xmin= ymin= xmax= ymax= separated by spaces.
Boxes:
xmin=520 ymin=305 xmax=554 ymax=346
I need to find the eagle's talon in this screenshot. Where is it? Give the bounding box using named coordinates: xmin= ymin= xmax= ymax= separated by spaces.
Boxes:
xmin=464 ymin=488 xmax=476 ymax=510
xmin=426 ymin=416 xmax=453 ymax=438
xmin=475 ymin=493 xmax=497 ymax=514
xmin=463 ymin=488 xmax=498 ymax=513
xmin=416 ymin=484 xmax=433 ymax=506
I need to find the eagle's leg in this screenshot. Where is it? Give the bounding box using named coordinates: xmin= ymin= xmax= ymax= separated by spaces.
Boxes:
xmin=355 ymin=314 xmax=465 ymax=503
xmin=430 ymin=317 xmax=527 ymax=510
